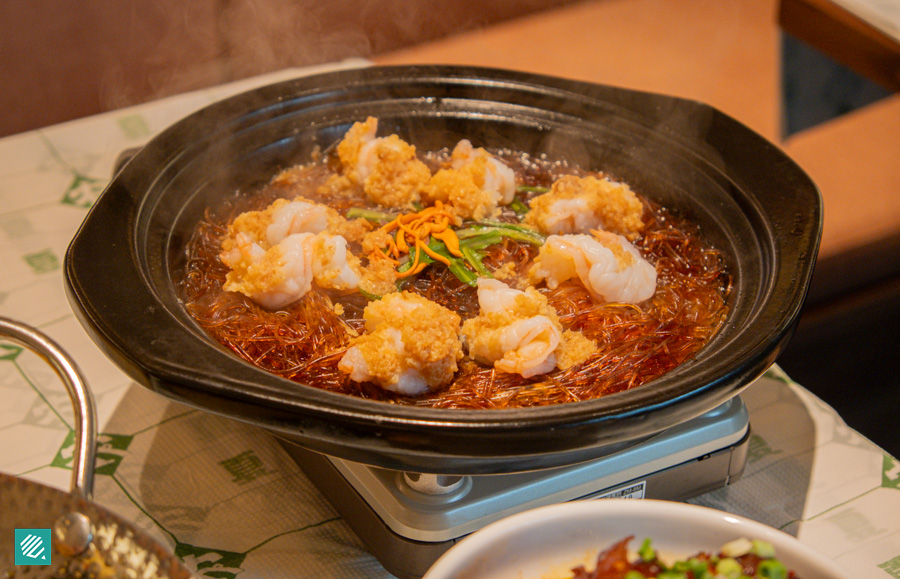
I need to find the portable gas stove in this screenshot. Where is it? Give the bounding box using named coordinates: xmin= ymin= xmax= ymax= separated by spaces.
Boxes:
xmin=277 ymin=393 xmax=750 ymax=578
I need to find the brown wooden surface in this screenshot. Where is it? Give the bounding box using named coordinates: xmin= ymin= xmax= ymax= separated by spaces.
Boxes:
xmin=779 ymin=0 xmax=900 ymax=92
xmin=782 ymin=94 xmax=900 ymax=261
xmin=376 ymin=0 xmax=783 ymax=142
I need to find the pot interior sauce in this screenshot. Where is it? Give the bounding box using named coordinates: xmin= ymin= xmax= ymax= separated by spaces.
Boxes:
xmin=178 ymin=118 xmax=731 ymax=409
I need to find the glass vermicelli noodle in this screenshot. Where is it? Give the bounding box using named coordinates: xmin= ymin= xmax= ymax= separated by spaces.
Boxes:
xmin=179 ymin=118 xmax=731 ymax=409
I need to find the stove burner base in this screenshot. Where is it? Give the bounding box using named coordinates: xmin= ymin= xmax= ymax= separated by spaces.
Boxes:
xmin=278 ymin=396 xmax=750 ymax=579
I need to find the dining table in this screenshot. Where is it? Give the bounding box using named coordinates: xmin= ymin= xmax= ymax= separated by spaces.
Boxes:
xmin=1 ymin=58 xmax=898 ymax=578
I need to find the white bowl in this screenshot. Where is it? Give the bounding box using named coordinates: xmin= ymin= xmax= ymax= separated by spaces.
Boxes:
xmin=423 ymin=499 xmax=850 ymax=579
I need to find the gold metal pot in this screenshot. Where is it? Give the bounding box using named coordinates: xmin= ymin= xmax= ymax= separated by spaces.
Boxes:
xmin=0 ymin=317 xmax=194 ymax=578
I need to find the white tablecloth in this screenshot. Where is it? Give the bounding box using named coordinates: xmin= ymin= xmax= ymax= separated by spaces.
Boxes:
xmin=1 ymin=61 xmax=898 ymax=578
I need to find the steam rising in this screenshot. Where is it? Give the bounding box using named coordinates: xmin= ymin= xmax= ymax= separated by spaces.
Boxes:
xmin=94 ymin=0 xmax=569 ymax=114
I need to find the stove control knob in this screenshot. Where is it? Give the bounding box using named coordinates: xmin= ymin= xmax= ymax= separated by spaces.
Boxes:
xmin=402 ymin=472 xmax=466 ymax=495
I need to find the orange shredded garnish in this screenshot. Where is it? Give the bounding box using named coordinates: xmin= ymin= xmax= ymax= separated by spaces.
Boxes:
xmin=397 ymin=239 xmax=424 ymax=278
xmin=372 ymin=200 xmax=462 ymax=276
xmin=420 ymin=242 xmax=451 ymax=265
xmin=432 ymin=228 xmax=462 ymax=256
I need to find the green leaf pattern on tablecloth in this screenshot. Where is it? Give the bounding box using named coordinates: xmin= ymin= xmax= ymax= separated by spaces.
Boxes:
xmin=37 ymin=133 xmax=106 ymax=209
xmin=50 ymin=430 xmax=135 ymax=476
xmin=0 ymin=216 xmax=34 ymax=240
xmin=22 ymin=248 xmax=60 ymax=274
xmin=117 ymin=114 xmax=153 ymax=140
xmin=220 ymin=450 xmax=273 ymax=485
xmin=879 ymin=554 xmax=900 ymax=578
xmin=746 ymin=433 xmax=783 ymax=465
xmin=885 ymin=454 xmax=900 ymax=490
xmin=60 ymin=173 xmax=105 ymax=208
xmin=175 ymin=544 xmax=247 ymax=579
xmin=1 ymin=343 xmax=23 ymax=360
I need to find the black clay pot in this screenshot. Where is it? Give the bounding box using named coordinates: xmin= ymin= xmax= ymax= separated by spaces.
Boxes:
xmin=64 ymin=65 xmax=821 ymax=474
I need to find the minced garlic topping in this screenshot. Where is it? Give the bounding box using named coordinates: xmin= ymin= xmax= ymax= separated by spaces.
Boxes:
xmin=525 ymin=174 xmax=644 ymax=239
xmin=345 ymin=291 xmax=463 ymax=389
xmin=222 ymin=238 xmax=289 ymax=296
xmin=426 ymin=158 xmax=498 ymax=220
xmin=335 ymin=117 xmax=432 ymax=209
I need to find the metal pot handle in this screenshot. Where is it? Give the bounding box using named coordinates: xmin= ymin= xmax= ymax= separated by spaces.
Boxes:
xmin=0 ymin=316 xmax=97 ymax=499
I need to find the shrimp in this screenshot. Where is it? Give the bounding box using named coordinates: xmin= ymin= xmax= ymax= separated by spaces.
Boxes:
xmin=524 ymin=175 xmax=644 ymax=239
xmin=221 ymin=232 xmax=317 ymax=310
xmin=493 ymin=316 xmax=561 ymax=377
xmin=266 ymin=198 xmax=332 ymax=245
xmin=222 ymin=195 xmax=350 ymax=251
xmin=424 ymin=140 xmax=516 ymax=220
xmin=338 ymin=292 xmax=463 ymax=395
xmin=335 ymin=117 xmax=432 ymax=209
xmin=311 ymin=234 xmax=361 ymax=291
xmin=450 ymin=139 xmax=517 ymax=205
xmin=221 ymin=229 xmax=364 ymax=308
xmin=476 ymin=276 xmax=527 ymax=314
xmin=529 ymin=231 xmax=658 ymax=304
xmin=219 ymin=191 xmax=374 ymax=307
xmin=461 ymin=279 xmax=565 ymax=378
